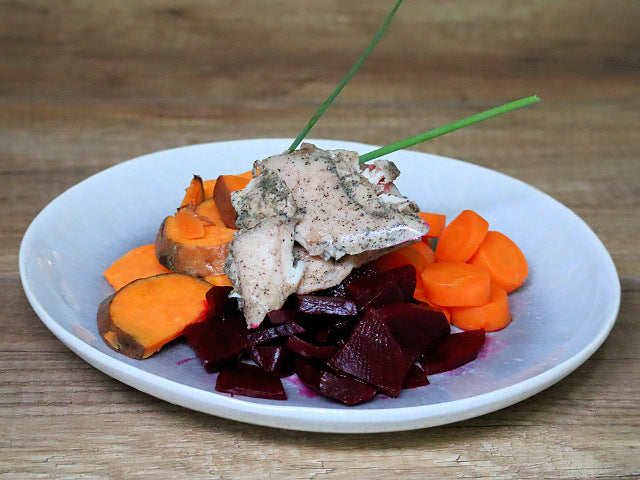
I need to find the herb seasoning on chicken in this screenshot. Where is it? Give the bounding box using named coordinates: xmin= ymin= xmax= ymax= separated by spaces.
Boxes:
xmin=225 ymin=143 xmax=428 ymax=327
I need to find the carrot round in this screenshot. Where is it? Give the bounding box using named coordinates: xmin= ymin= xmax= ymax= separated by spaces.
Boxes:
xmin=450 ymin=283 xmax=512 ymax=332
xmin=97 ymin=273 xmax=211 ymax=359
xmin=418 ymin=212 xmax=446 ymax=238
xmin=435 ymin=210 xmax=489 ymax=263
xmin=372 ymin=241 xmax=435 ymax=272
xmin=469 ymin=231 xmax=528 ymax=293
xmin=103 ymin=244 xmax=170 ymax=291
xmin=420 ymin=262 xmax=491 ymax=307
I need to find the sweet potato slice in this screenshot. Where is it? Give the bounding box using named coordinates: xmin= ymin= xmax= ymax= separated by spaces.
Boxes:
xmin=103 ymin=244 xmax=170 ymax=291
xmin=212 ymin=174 xmax=251 ymax=228
xmin=155 ymin=214 xmax=236 ymax=277
xmin=97 ymin=273 xmax=211 ymax=359
xmin=195 ymin=198 xmax=226 ymax=226
xmin=180 ymin=175 xmax=206 ymax=209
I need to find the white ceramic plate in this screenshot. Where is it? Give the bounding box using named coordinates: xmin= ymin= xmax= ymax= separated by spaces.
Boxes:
xmin=19 ymin=139 xmax=620 ymax=433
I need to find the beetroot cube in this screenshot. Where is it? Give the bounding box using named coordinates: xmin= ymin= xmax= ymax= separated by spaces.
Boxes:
xmin=294 ymin=358 xmax=377 ymax=405
xmin=183 ymin=309 xmax=248 ymax=373
xmin=249 ymin=345 xmax=295 ymax=377
xmin=420 ymin=330 xmax=486 ymax=375
xmin=297 ymin=295 xmax=358 ymax=316
xmin=216 ymin=362 xmax=287 ymax=400
xmin=284 ymin=335 xmax=337 ymax=360
xmin=246 ymin=320 xmax=305 ymax=346
xmin=402 ymin=363 xmax=430 ymax=389
xmin=205 ymin=286 xmax=233 ymax=321
xmin=327 ymin=309 xmax=407 ymax=397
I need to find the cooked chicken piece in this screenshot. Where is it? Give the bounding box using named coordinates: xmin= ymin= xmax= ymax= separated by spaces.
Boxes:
xmin=259 ymin=144 xmax=427 ymax=260
xmin=232 ymin=168 xmax=302 ymax=230
xmin=225 ymin=219 xmax=304 ymax=328
xmin=293 ymin=243 xmax=400 ymax=294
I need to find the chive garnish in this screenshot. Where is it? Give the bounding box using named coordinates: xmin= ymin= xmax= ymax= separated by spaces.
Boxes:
xmin=287 ymin=0 xmax=404 ymax=153
xmin=358 ymin=95 xmax=540 ymax=163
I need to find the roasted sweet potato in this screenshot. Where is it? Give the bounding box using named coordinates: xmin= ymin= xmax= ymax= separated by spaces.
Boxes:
xmin=103 ymin=244 xmax=170 ymax=291
xmin=97 ymin=273 xmax=211 ymax=359
xmin=180 ymin=175 xmax=206 ymax=209
xmin=155 ymin=214 xmax=236 ymax=277
xmin=212 ymin=174 xmax=251 ymax=228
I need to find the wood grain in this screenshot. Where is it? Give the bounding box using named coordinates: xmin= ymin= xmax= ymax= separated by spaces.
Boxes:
xmin=1 ymin=1 xmax=639 ymax=478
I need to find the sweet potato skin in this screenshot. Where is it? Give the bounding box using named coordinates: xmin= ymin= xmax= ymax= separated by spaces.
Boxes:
xmin=155 ymin=216 xmax=234 ymax=277
xmin=97 ymin=273 xmax=212 ymax=359
xmin=97 ymin=291 xmax=147 ymax=359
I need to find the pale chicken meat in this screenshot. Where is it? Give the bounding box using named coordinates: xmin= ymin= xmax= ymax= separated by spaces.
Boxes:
xmin=259 ymin=144 xmax=427 ymax=259
xmin=225 ymin=143 xmax=428 ymax=327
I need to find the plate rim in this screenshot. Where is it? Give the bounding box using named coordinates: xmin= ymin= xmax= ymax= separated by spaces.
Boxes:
xmin=19 ymin=137 xmax=621 ymax=433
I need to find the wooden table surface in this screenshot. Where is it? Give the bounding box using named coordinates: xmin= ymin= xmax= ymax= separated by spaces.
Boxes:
xmin=2 ymin=1 xmax=639 ymax=478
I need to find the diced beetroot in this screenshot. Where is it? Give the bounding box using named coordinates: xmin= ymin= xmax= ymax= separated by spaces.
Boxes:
xmin=216 ymin=362 xmax=287 ymax=400
xmin=183 ymin=308 xmax=248 ymax=373
xmin=294 ymin=358 xmax=377 ymax=405
xmin=284 ymin=335 xmax=337 ymax=360
xmin=249 ymin=345 xmax=295 ymax=377
xmin=345 ymin=277 xmax=404 ymax=311
xmin=246 ymin=320 xmax=305 ymax=346
xmin=205 ymin=286 xmax=233 ymax=321
xmin=266 ymin=309 xmax=299 ymax=325
xmin=343 ymin=265 xmax=416 ymax=310
xmin=402 ymin=363 xmax=430 ymax=389
xmin=377 ymin=302 xmax=450 ymax=366
xmin=385 ymin=264 xmax=418 ymax=301
xmin=420 ymin=330 xmax=486 ymax=375
xmin=323 ymin=266 xmax=380 ymax=298
xmin=297 ymin=295 xmax=358 ymax=316
xmin=327 ymin=309 xmax=407 ymax=397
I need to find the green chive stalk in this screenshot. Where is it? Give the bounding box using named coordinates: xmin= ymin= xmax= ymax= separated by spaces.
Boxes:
xmin=288 ymin=0 xmax=404 ymax=152
xmin=358 ymin=95 xmax=540 ymax=163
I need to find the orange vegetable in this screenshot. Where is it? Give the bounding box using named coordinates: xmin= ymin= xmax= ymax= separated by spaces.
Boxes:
xmin=155 ymin=215 xmax=236 ymax=277
xmin=450 ymin=283 xmax=512 ymax=332
xmin=420 ymin=262 xmax=491 ymax=307
xmin=213 ymin=174 xmax=252 ymax=228
xmin=435 ymin=210 xmax=489 ymax=263
xmin=418 ymin=212 xmax=446 ymax=238
xmin=235 ymin=170 xmax=253 ymax=180
xmin=469 ymin=231 xmax=528 ymax=293
xmin=372 ymin=241 xmax=435 ymax=272
xmin=180 ymin=175 xmax=205 ymax=209
xmin=203 ymin=179 xmax=217 ymax=199
xmin=174 ymin=208 xmax=205 ymax=239
xmin=103 ymin=244 xmax=170 ymax=291
xmin=97 ymin=273 xmax=211 ymax=359
xmin=204 ymin=273 xmax=234 ymax=287
xmin=195 ymin=198 xmax=226 ymax=226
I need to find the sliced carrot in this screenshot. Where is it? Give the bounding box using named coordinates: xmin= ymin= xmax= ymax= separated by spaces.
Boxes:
xmin=450 ymin=283 xmax=512 ymax=332
xmin=420 ymin=262 xmax=491 ymax=307
xmin=98 ymin=273 xmax=211 ymax=359
xmin=203 ymin=179 xmax=217 ymax=199
xmin=435 ymin=210 xmax=489 ymax=263
xmin=213 ymin=174 xmax=252 ymax=228
xmin=469 ymin=231 xmax=528 ymax=293
xmin=418 ymin=212 xmax=446 ymax=238
xmin=180 ymin=175 xmax=206 ymax=209
xmin=104 ymin=244 xmax=171 ymax=291
xmin=204 ymin=273 xmax=234 ymax=287
xmin=174 ymin=208 xmax=205 ymax=239
xmin=372 ymin=241 xmax=435 ymax=272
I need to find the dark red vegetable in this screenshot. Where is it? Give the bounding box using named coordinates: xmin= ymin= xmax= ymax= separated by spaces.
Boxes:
xmin=297 ymin=295 xmax=358 ymax=316
xmin=295 ymin=358 xmax=377 ymax=405
xmin=327 ymin=309 xmax=407 ymax=397
xmin=402 ymin=363 xmax=431 ymax=389
xmin=419 ymin=329 xmax=486 ymax=375
xmin=246 ymin=320 xmax=305 ymax=347
xmin=284 ymin=335 xmax=337 ymax=360
xmin=248 ymin=345 xmax=295 ymax=377
xmin=216 ymin=362 xmax=287 ymax=400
